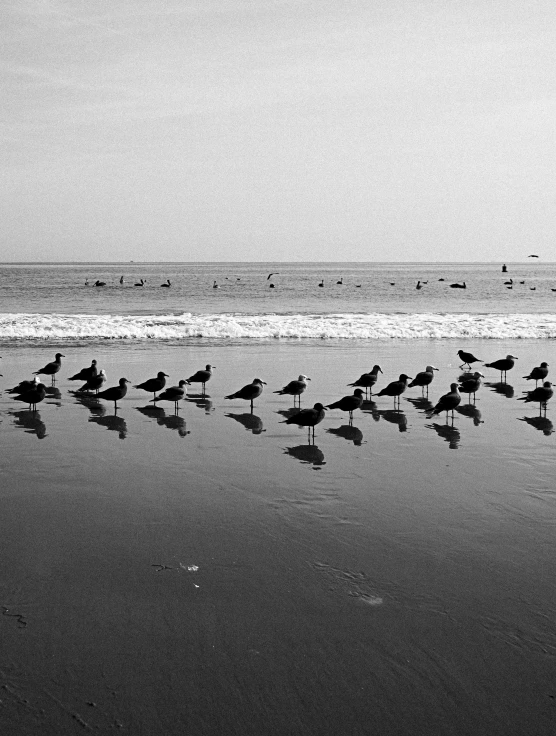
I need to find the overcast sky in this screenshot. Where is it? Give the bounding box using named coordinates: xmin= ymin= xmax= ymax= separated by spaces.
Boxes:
xmin=2 ymin=0 xmax=555 ymax=262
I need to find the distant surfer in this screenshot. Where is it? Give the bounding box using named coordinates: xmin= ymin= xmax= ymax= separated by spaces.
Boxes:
xmin=502 ymin=264 xmax=507 ymax=273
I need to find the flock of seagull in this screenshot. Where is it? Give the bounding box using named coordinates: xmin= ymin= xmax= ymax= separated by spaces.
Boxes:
xmin=1 ymin=349 xmax=552 ymax=440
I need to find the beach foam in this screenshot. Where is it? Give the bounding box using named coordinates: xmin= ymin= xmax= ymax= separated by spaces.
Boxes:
xmin=2 ymin=311 xmax=556 ymax=342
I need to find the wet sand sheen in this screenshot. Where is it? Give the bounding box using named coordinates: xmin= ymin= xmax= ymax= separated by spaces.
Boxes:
xmin=0 ymin=340 xmax=555 ymax=735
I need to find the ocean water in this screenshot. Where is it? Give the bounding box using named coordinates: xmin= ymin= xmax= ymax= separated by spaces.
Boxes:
xmin=1 ymin=261 xmax=556 ymax=344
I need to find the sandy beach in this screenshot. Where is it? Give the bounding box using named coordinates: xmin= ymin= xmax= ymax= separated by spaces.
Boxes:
xmin=1 ymin=339 xmax=555 ymax=735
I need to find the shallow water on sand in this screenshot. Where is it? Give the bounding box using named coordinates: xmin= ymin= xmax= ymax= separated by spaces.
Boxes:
xmin=1 ymin=340 xmax=555 ymax=735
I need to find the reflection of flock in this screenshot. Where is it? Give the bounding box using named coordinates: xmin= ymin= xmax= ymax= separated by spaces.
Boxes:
xmin=1 ymin=349 xmax=553 ymax=451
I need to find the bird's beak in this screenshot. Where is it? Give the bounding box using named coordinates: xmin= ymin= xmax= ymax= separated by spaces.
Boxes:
xmin=432 ymin=366 xmax=439 ymax=371
xmin=307 ymin=377 xmax=311 ymax=381
xmin=262 ymin=381 xmax=267 ymax=384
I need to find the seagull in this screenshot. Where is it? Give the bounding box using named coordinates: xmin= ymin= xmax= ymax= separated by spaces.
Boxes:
xmin=33 ymin=353 xmax=64 ymax=384
xmin=267 ymin=273 xmax=279 ymax=280
xmin=282 ymin=403 xmax=326 ymax=439
xmin=94 ymin=281 xmax=106 ymax=287
xmin=457 ymin=350 xmax=482 ymax=370
xmin=483 ymin=354 xmax=517 ymax=381
xmin=408 ymin=365 xmax=438 ymax=396
xmin=134 ymin=279 xmax=145 ymax=286
xmin=326 ymin=389 xmax=365 ymax=421
xmin=348 ymin=364 xmax=383 ymax=398
xmin=13 ymin=382 xmax=47 ymax=411
xmin=119 ymin=276 xmax=124 ymax=284
xmin=134 ymin=371 xmax=169 ymax=399
xmin=449 ymin=282 xmax=466 ymax=289
xmin=336 ymin=278 xmax=343 ymax=284
xmin=518 ymin=381 xmax=553 ymax=414
xmin=429 ymin=383 xmax=461 ymax=419
xmin=523 ymin=362 xmax=549 ymax=386
xmin=151 ymin=380 xmax=188 ymax=411
xmin=6 ymin=376 xmax=39 ymax=394
xmin=458 ymin=371 xmax=484 ymax=402
xmin=69 ymin=359 xmax=98 ymax=382
xmin=213 ymin=280 xmax=219 ymax=289
xmin=77 ymin=369 xmax=107 ymax=394
xmin=416 ymin=281 xmax=422 ymax=290
xmin=225 ymin=378 xmax=266 ymax=410
xmin=375 ymin=374 xmax=412 ymax=407
xmin=160 ymin=279 xmax=171 ymax=287
xmin=186 ymin=364 xmax=214 ymax=392
xmin=273 ymin=375 xmax=310 ymax=405
xmin=318 ymin=280 xmax=324 ymax=288
xmin=528 ymin=254 xmax=539 ymax=258
xmin=97 ymin=378 xmax=131 ymax=410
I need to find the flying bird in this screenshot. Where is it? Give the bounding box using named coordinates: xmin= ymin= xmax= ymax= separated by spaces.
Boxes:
xmin=267 ymin=273 xmax=279 ymax=280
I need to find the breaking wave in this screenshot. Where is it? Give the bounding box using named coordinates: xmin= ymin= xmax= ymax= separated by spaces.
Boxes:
xmin=2 ymin=312 xmax=556 ymax=343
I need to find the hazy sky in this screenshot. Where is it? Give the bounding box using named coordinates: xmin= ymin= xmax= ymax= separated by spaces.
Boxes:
xmin=2 ymin=0 xmax=555 ymax=262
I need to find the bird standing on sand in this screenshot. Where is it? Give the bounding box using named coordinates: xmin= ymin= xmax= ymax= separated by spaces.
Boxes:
xmin=33 ymin=353 xmax=64 ymax=384
xmin=78 ymin=369 xmax=107 ymax=394
xmin=458 ymin=371 xmax=484 ymax=402
xmin=282 ymin=403 xmax=326 ymax=439
xmin=273 ymin=375 xmax=310 ymax=406
xmin=409 ymin=365 xmax=438 ymax=396
xmin=13 ymin=382 xmax=46 ymax=411
xmin=457 ymin=350 xmax=482 ymax=370
xmin=429 ymin=384 xmax=461 ymax=419
xmin=348 ymin=365 xmax=383 ymax=398
xmin=518 ymin=382 xmax=553 ymax=414
xmin=326 ymin=389 xmax=364 ymax=422
xmin=186 ymin=364 xmax=214 ymax=393
xmin=225 ymin=378 xmax=266 ymax=410
xmin=376 ymin=374 xmax=412 ymax=407
xmin=69 ymin=359 xmax=98 ymax=382
xmin=134 ymin=371 xmax=169 ymax=400
xmin=97 ymin=378 xmax=131 ymax=410
xmin=483 ymin=354 xmax=517 ymax=382
xmin=151 ymin=380 xmax=188 ymax=411
xmin=523 ymin=362 xmax=549 ymax=387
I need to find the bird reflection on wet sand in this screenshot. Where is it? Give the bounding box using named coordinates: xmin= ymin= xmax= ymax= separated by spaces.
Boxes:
xmin=45 ymin=386 xmax=62 ymax=404
xmin=225 ymin=413 xmax=265 ymax=434
xmin=456 ymin=404 xmax=483 ymax=425
xmin=72 ymin=393 xmax=105 ymax=417
xmin=10 ymin=410 xmax=47 ymax=439
xmin=136 ymin=406 xmax=189 ymax=437
xmin=365 ymin=407 xmax=408 ymax=432
xmin=326 ymin=424 xmax=364 ymax=445
xmin=425 ymin=421 xmax=461 ymax=449
xmin=89 ymin=411 xmax=128 ymax=439
xmin=485 ymin=382 xmax=514 ymax=398
xmin=405 ymin=396 xmax=433 ymax=413
xmin=284 ymin=443 xmax=326 ymax=468
xmin=518 ymin=415 xmax=554 ymax=436
xmin=186 ymin=393 xmax=214 ymax=414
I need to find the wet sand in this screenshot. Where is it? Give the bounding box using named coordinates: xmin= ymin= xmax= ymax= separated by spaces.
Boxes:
xmin=1 ymin=340 xmax=555 ymax=735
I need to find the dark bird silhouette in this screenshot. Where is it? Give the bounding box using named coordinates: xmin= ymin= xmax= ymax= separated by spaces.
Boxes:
xmin=504 ymin=279 xmax=513 ymax=285
xmin=119 ymin=276 xmax=124 ymax=284
xmin=458 ymin=371 xmax=484 ymax=402
xmin=213 ymin=280 xmax=219 ymax=288
xmin=134 ymin=279 xmax=145 ymax=286
xmin=13 ymin=382 xmax=46 ymax=411
xmin=348 ymin=364 xmax=383 ymax=398
xmin=186 ymin=364 xmax=214 ymax=392
xmin=457 ymin=349 xmax=482 ymax=370
xmin=94 ymin=280 xmax=106 ymax=287
xmin=33 ymin=353 xmax=64 ymax=384
xmin=416 ymin=281 xmax=422 ymax=290
xmin=96 ymin=377 xmax=131 ymax=410
xmin=336 ymin=278 xmax=343 ymax=284
xmin=69 ymin=359 xmax=98 ymax=381
xmin=408 ymin=365 xmax=438 ymax=396
xmin=528 ymin=254 xmax=539 ymax=258
xmin=134 ymin=371 xmax=169 ymax=399
xmin=282 ymin=403 xmax=326 ymax=439
xmin=429 ymin=383 xmax=461 ymax=420
xmin=77 ymin=369 xmax=107 ymax=394
xmin=6 ymin=377 xmax=39 ymax=394
xmin=483 ymin=354 xmax=517 ymax=381
xmin=274 ymin=375 xmax=310 ymax=405
xmin=327 ymin=424 xmax=364 ymax=444
xmin=375 ymin=374 xmax=412 ymax=407
xmin=523 ymin=362 xmax=549 ymax=387
xmin=517 ymin=382 xmax=553 ymax=414
xmin=160 ymin=279 xmax=171 ymax=287
xmin=151 ymin=380 xmax=188 ymax=411
xmin=449 ymin=282 xmax=466 ymax=289
xmin=225 ymin=378 xmax=266 ymax=410
xmin=326 ymin=389 xmax=365 ymax=421
xmin=318 ymin=279 xmax=324 ymax=287
xmin=267 ymin=273 xmax=279 ymax=280
xmin=530 ymin=287 xmax=536 ymax=290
